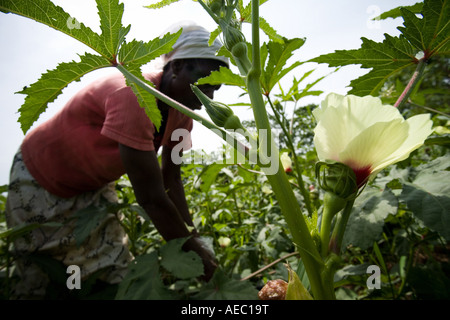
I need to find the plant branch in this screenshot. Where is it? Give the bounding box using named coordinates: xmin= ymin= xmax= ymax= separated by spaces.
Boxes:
xmin=394 ymin=58 xmax=427 ymax=109
xmin=240 ymin=252 xmax=300 ymax=281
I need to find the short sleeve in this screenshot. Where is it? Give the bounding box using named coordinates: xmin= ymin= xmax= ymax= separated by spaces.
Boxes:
xmin=101 ymin=86 xmax=156 ymax=151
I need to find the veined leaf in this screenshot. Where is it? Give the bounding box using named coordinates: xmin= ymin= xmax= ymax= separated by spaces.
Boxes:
xmin=17 ymin=53 xmax=112 ymax=133
xmin=144 ymin=0 xmax=182 ymax=9
xmin=310 ymin=0 xmax=449 ymax=96
xmin=96 ymin=0 xmax=131 ymax=60
xmin=261 ymin=38 xmax=306 ymax=95
xmin=0 ymin=0 xmax=110 ymax=60
xmin=399 ymin=0 xmax=450 ymax=54
xmin=311 ymin=34 xmax=417 ymax=96
xmin=119 ymin=30 xmax=182 ymax=66
xmin=160 ymin=237 xmax=204 ymax=279
xmin=118 ymin=31 xmax=181 ymax=131
xmin=239 ymin=0 xmax=283 ymax=43
xmin=197 ymin=66 xmax=246 ymax=88
xmin=123 ymin=66 xmax=162 ymax=131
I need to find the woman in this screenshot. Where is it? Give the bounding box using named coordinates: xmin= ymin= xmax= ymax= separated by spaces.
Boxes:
xmin=5 ymin=22 xmax=228 ymax=299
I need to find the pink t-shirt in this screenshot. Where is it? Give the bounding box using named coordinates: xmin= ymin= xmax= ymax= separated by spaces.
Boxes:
xmin=21 ymin=71 xmax=193 ymax=198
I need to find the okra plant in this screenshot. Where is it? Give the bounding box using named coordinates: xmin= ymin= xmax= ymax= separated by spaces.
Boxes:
xmin=0 ymin=0 xmax=448 ymax=300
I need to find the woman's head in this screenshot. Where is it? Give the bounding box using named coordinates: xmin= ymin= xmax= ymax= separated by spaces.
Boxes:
xmin=162 ymin=58 xmax=227 ymax=110
xmin=159 ymin=22 xmax=229 ymax=110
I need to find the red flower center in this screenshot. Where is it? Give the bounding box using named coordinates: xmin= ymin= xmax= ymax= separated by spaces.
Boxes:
xmin=352 ymin=166 xmax=372 ymax=188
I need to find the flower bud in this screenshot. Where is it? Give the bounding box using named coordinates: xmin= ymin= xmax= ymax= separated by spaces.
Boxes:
xmin=191 ymin=85 xmax=244 ymax=131
xmin=315 ymin=161 xmax=357 ymax=200
xmin=207 ymin=0 xmax=224 ymax=15
xmin=222 ymin=23 xmax=246 ymax=53
xmin=218 ymin=236 xmax=231 ymax=248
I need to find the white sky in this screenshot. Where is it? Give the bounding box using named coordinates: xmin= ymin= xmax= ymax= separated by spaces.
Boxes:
xmin=0 ymin=0 xmax=418 ymax=185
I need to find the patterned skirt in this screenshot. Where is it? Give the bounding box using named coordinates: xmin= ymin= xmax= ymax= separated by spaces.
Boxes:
xmin=5 ymin=149 xmax=133 ymax=299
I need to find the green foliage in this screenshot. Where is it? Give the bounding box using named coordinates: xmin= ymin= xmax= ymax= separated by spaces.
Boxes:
xmin=310 ymin=0 xmax=450 ymax=96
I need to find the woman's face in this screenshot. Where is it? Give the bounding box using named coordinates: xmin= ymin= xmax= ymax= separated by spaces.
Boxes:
xmin=169 ymin=59 xmax=225 ymax=110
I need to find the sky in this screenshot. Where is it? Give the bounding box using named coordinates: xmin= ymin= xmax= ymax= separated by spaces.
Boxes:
xmin=0 ymin=0 xmax=419 ymax=186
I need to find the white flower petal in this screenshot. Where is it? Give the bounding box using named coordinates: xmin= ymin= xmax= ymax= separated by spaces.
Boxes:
xmin=339 ymin=118 xmax=408 ymax=170
xmin=370 ymin=113 xmax=433 ymax=175
xmin=314 ymin=93 xmax=405 ymax=162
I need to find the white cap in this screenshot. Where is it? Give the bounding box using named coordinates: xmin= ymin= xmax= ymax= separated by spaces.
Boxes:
xmin=161 ymin=21 xmax=229 ymax=66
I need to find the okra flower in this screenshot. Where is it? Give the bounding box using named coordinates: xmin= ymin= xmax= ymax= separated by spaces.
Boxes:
xmin=313 ymin=93 xmax=433 ymax=188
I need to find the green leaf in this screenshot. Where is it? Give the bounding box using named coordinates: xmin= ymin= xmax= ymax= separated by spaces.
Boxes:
xmin=118 ymin=30 xmax=182 ymax=66
xmin=311 ymin=35 xmax=416 ymax=96
xmin=310 ymin=0 xmax=450 ymax=96
xmin=160 ymin=237 xmax=204 ymax=279
xmin=122 ymin=69 xmax=162 ymax=131
xmin=261 ymin=38 xmax=305 ymax=94
xmin=115 ymin=252 xmax=174 ymax=300
xmin=239 ymin=0 xmax=283 ymax=43
xmin=197 ymin=66 xmax=247 ymax=88
xmin=144 ymin=0 xmax=181 ymax=9
xmin=342 ymin=187 xmax=398 ymax=250
xmin=401 ymin=183 xmax=450 ymax=241
xmin=96 ymin=0 xmax=131 ymax=59
xmin=398 ymin=0 xmax=450 ymax=53
xmin=118 ymin=30 xmax=182 ymax=131
xmin=17 ymin=53 xmax=112 ymax=133
xmin=285 ymin=265 xmax=313 ymax=300
xmin=192 ymin=269 xmax=258 ymax=300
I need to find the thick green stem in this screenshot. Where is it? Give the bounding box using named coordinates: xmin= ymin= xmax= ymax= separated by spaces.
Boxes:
xmin=319 ymin=192 xmax=346 ymax=258
xmin=394 ymin=57 xmax=426 ymax=109
xmin=245 ymin=0 xmax=332 ymax=300
xmin=329 ymin=199 xmax=355 ymax=255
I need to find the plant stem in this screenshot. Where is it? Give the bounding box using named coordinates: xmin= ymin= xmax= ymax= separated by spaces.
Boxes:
xmin=394 ymin=57 xmax=426 ymax=109
xmin=246 ymin=0 xmax=332 ymax=300
xmin=329 ymin=198 xmax=355 ymax=255
xmin=240 ymin=252 xmax=300 ymax=281
xmin=319 ymin=192 xmax=346 ymax=257
xmin=267 ymin=97 xmax=313 ymax=216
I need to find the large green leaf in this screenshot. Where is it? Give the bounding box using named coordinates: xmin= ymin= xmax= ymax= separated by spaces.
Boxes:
xmin=261 ymin=38 xmax=305 ymax=95
xmin=96 ymin=0 xmax=131 ymax=59
xmin=192 ymin=269 xmax=258 ymax=300
xmin=342 ymin=187 xmax=398 ymax=250
xmin=197 ymin=66 xmax=247 ymax=88
xmin=119 ymin=30 xmax=182 ymax=130
xmin=398 ymin=0 xmax=450 ymax=53
xmin=118 ymin=30 xmax=182 ymax=66
xmin=17 ymin=54 xmax=112 ymax=133
xmin=160 ymin=237 xmax=204 ymax=279
xmin=115 ymin=252 xmax=174 ymax=300
xmin=310 ymin=0 xmax=450 ymax=96
xmin=399 ymin=157 xmax=450 ymax=241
